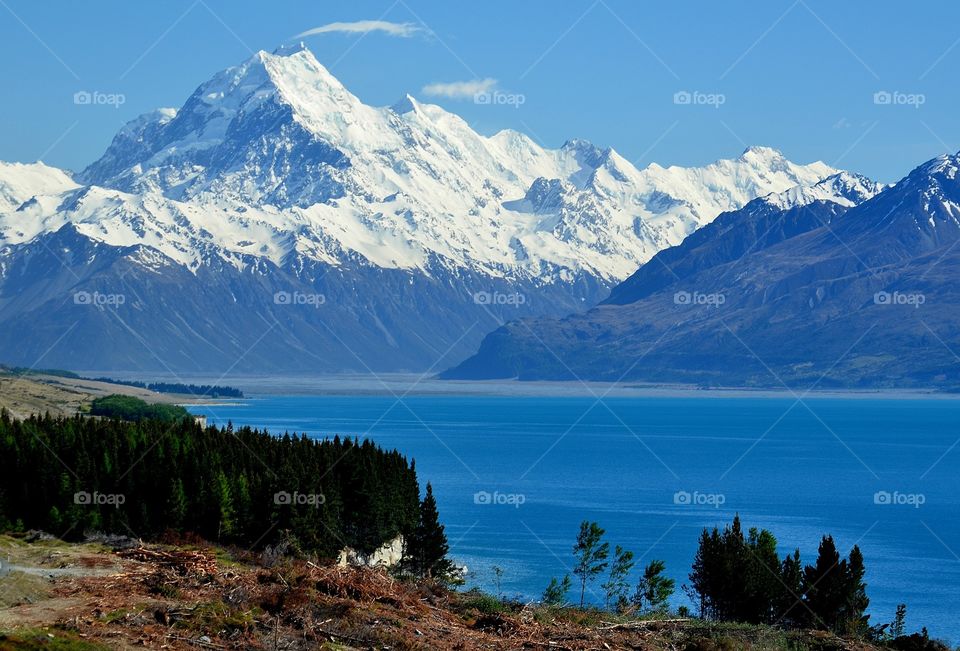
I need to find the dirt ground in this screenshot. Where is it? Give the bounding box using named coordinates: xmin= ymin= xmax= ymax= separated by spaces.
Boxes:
xmin=0 ymin=535 xmax=896 ymax=651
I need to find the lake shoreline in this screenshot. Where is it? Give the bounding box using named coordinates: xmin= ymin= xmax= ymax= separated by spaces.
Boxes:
xmin=75 ymin=371 xmax=960 ymax=401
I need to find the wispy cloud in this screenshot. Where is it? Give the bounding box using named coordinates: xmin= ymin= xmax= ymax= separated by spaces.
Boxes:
xmin=294 ymin=20 xmax=423 ymax=39
xmin=422 ymin=78 xmax=497 ymax=100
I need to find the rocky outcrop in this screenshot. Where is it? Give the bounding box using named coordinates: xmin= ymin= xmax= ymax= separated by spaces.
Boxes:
xmin=337 ymin=535 xmax=405 ymax=569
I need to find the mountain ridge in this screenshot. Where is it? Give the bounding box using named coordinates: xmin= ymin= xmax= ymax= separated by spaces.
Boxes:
xmin=0 ymin=44 xmax=863 ymax=373
xmin=443 ymin=153 xmax=960 ymax=388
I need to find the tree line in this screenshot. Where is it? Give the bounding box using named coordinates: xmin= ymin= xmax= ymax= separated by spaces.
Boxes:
xmin=87 ymin=378 xmax=244 ymax=398
xmin=689 ymin=515 xmax=869 ymax=635
xmin=89 ymin=395 xmax=192 ymax=422
xmin=540 ymin=517 xmax=934 ymax=645
xmin=0 ymin=410 xmax=451 ymax=574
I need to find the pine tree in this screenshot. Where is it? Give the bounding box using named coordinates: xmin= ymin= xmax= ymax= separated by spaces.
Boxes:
xmin=572 ymin=521 xmax=609 ymax=608
xmin=842 ymin=545 xmax=870 ymax=635
xmin=890 ymin=603 xmax=907 ymax=639
xmin=167 ymin=479 xmax=188 ymax=529
xmin=0 ymin=412 xmax=423 ymax=558
xmin=542 ymin=575 xmax=572 ymax=606
xmin=803 ymin=535 xmax=846 ymax=631
xmin=633 ymin=559 xmax=675 ymax=614
xmin=214 ymin=470 xmax=235 ymax=539
xmin=406 ymin=483 xmax=456 ymax=582
xmin=778 ymin=548 xmax=804 ymax=627
xmin=689 ymin=527 xmax=716 ymax=618
xmin=601 ymin=545 xmax=635 ymax=611
xmin=690 ymin=515 xmax=749 ymax=621
xmin=744 ymin=527 xmax=781 ymax=623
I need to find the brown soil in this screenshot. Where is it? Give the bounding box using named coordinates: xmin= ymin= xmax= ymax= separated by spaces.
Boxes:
xmin=0 ymin=537 xmax=892 ymax=651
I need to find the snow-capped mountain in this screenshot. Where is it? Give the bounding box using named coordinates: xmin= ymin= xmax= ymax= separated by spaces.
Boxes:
xmin=0 ymin=161 xmax=77 ymax=213
xmin=35 ymin=44 xmax=836 ymax=279
xmin=445 ymin=153 xmax=960 ymax=388
xmin=0 ymin=44 xmax=858 ymax=373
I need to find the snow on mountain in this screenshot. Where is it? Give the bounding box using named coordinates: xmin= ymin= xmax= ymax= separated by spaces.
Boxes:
xmin=0 ymin=44 xmax=890 ymax=373
xmin=0 ymin=162 xmax=77 ymax=213
xmin=444 ymin=151 xmax=960 ymax=387
xmin=761 ymin=171 xmax=886 ymax=210
xmin=0 ymin=43 xmax=843 ymax=284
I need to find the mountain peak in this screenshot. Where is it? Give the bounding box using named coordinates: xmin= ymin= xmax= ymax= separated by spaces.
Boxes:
xmin=915 ymin=152 xmax=960 ymax=180
xmin=561 ymin=138 xmax=610 ymax=167
xmin=391 ymin=93 xmax=420 ymax=114
xmin=739 ymin=145 xmax=785 ymax=161
xmin=272 ymin=41 xmax=309 ymax=57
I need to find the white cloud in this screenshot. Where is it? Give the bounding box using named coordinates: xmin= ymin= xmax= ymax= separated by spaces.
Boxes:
xmin=422 ymin=78 xmax=498 ymax=100
xmin=294 ymin=20 xmax=423 ymax=39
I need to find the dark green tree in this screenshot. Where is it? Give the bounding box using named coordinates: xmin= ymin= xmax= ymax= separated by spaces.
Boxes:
xmin=841 ymin=545 xmax=870 ymax=635
xmin=0 ymin=411 xmax=422 ymax=558
xmin=690 ymin=515 xmax=749 ymax=620
xmin=803 ymin=535 xmax=846 ymax=631
xmin=406 ymin=483 xmax=457 ymax=582
xmin=777 ymin=548 xmax=804 ymax=627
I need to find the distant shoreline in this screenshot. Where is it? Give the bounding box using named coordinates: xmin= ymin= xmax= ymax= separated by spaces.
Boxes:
xmin=73 ymin=371 xmax=960 ymax=401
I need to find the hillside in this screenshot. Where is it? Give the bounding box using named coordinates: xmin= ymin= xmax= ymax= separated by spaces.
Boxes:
xmin=0 ymin=370 xmax=191 ymax=420
xmin=0 ymin=535 xmax=927 ymax=651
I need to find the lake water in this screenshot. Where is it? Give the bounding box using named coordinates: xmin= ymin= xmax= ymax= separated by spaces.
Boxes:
xmin=188 ymin=393 xmax=960 ymax=642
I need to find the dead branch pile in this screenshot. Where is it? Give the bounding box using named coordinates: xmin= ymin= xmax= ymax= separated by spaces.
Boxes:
xmin=309 ymin=564 xmax=413 ymax=605
xmin=117 ymin=546 xmax=217 ymax=575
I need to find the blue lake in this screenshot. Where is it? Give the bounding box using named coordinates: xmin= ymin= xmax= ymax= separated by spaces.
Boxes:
xmin=189 ymin=393 xmax=960 ymax=642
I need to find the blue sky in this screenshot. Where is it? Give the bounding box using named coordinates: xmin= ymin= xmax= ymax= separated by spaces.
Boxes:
xmin=1 ymin=0 xmax=957 ymax=182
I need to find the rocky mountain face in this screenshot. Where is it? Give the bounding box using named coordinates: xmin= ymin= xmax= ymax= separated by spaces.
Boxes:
xmin=443 ymin=159 xmax=960 ymax=389
xmin=0 ymin=44 xmax=842 ymax=373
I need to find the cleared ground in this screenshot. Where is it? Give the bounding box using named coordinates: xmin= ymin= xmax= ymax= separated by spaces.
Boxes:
xmin=0 ymin=535 xmax=902 ymax=651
